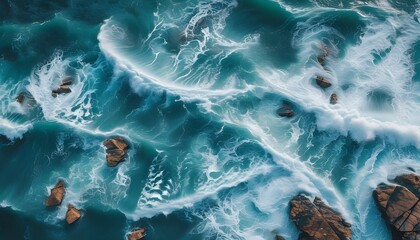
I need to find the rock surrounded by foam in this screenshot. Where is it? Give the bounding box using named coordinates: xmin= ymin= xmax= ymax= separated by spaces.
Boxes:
xmin=52 ymin=76 xmax=73 ymax=97
xmin=330 ymin=93 xmax=338 ymax=104
xmin=373 ymin=174 xmax=420 ymax=240
xmin=277 ymin=102 xmax=294 ymax=118
xmin=289 ymin=195 xmax=352 ymax=240
xmin=45 ymin=180 xmax=66 ymax=207
xmin=103 ymin=137 xmax=129 ymax=167
xmin=66 ymin=204 xmax=81 ymax=224
xmin=317 ymin=45 xmax=330 ymax=70
xmin=16 ymin=93 xmax=24 ymax=104
xmin=128 ymin=228 xmax=146 ymax=240
xmin=315 ymin=76 xmax=332 ymax=89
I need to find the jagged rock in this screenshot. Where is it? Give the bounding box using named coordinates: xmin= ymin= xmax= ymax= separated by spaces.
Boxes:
xmin=315 ymin=76 xmax=332 ymax=89
xmin=52 ymin=77 xmax=73 ymax=97
xmin=373 ymin=174 xmax=420 ymax=240
xmin=289 ymin=195 xmax=352 ymax=240
xmin=128 ymin=228 xmax=146 ymax=240
xmin=278 ymin=102 xmax=294 ymax=118
xmin=66 ymin=204 xmax=81 ymax=224
xmin=45 ymin=180 xmax=66 ymax=207
xmin=16 ymin=93 xmax=24 ymax=103
xmin=330 ymin=93 xmax=338 ymax=104
xmin=394 ymin=174 xmax=420 ymax=198
xmin=103 ymin=137 xmax=129 ymax=167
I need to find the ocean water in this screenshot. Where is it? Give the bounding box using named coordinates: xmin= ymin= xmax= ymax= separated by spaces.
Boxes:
xmin=0 ymin=0 xmax=419 ymax=239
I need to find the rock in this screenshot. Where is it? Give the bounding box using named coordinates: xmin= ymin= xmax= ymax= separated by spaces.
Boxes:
xmin=128 ymin=228 xmax=146 ymax=240
xmin=317 ymin=55 xmax=326 ymax=66
xmin=60 ymin=76 xmax=73 ymax=86
xmin=103 ymin=137 xmax=129 ymax=167
xmin=278 ymin=102 xmax=294 ymax=118
xmin=317 ymin=45 xmax=330 ymax=69
xmin=373 ymin=174 xmax=420 ymax=240
xmin=315 ymin=76 xmax=332 ymax=89
xmin=66 ymin=204 xmax=81 ymax=224
xmin=394 ymin=174 xmax=420 ymax=198
xmin=330 ymin=93 xmax=338 ymax=104
xmin=16 ymin=93 xmax=25 ymax=103
xmin=51 ymin=77 xmax=73 ymax=97
xmin=289 ymin=195 xmax=352 ymax=240
xmin=275 ymin=235 xmax=285 ymax=240
xmin=45 ymin=180 xmax=66 ymax=207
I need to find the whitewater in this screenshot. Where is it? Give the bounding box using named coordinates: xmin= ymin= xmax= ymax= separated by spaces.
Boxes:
xmin=0 ymin=0 xmax=419 ymax=239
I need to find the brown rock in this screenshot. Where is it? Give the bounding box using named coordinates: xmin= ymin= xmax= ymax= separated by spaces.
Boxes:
xmin=289 ymin=195 xmax=351 ymax=240
xmin=45 ymin=180 xmax=66 ymax=207
xmin=66 ymin=204 xmax=81 ymax=224
xmin=16 ymin=93 xmax=25 ymax=103
xmin=278 ymin=102 xmax=294 ymax=118
xmin=373 ymin=174 xmax=420 ymax=240
xmin=315 ymin=76 xmax=332 ymax=89
xmin=330 ymin=93 xmax=338 ymax=105
xmin=103 ymin=137 xmax=129 ymax=167
xmin=394 ymin=174 xmax=420 ymax=198
xmin=128 ymin=228 xmax=146 ymax=240
xmin=52 ymin=77 xmax=73 ymax=97
xmin=313 ymin=197 xmax=351 ymax=239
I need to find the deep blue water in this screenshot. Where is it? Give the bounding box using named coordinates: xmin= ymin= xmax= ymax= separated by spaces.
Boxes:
xmin=0 ymin=0 xmax=420 ymax=239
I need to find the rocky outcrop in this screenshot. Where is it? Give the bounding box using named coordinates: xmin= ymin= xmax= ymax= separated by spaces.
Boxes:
xmin=45 ymin=180 xmax=66 ymax=207
xmin=277 ymin=102 xmax=294 ymax=118
xmin=128 ymin=228 xmax=146 ymax=240
xmin=103 ymin=137 xmax=129 ymax=167
xmin=289 ymin=195 xmax=352 ymax=240
xmin=330 ymin=93 xmax=338 ymax=105
xmin=16 ymin=93 xmax=25 ymax=103
xmin=373 ymin=174 xmax=420 ymax=240
xmin=52 ymin=76 xmax=73 ymax=97
xmin=315 ymin=76 xmax=332 ymax=89
xmin=66 ymin=204 xmax=81 ymax=224
xmin=394 ymin=174 xmax=420 ymax=198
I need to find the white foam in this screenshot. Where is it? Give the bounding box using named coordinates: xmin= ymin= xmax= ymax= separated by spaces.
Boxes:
xmin=98 ymin=0 xmax=262 ymax=93
xmin=26 ymin=51 xmax=98 ymax=125
xmin=0 ymin=118 xmax=32 ymax=140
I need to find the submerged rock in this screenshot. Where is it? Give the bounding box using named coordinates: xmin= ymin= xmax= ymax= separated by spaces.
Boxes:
xmin=275 ymin=235 xmax=285 ymax=240
xmin=60 ymin=76 xmax=73 ymax=86
xmin=128 ymin=228 xmax=146 ymax=240
xmin=45 ymin=180 xmax=66 ymax=207
xmin=103 ymin=137 xmax=129 ymax=167
xmin=16 ymin=93 xmax=25 ymax=103
xmin=315 ymin=76 xmax=332 ymax=89
xmin=373 ymin=173 xmax=420 ymax=240
xmin=289 ymin=195 xmax=352 ymax=240
xmin=330 ymin=93 xmax=338 ymax=104
xmin=277 ymin=102 xmax=294 ymax=118
xmin=52 ymin=77 xmax=73 ymax=97
xmin=317 ymin=45 xmax=330 ymax=69
xmin=66 ymin=204 xmax=81 ymax=224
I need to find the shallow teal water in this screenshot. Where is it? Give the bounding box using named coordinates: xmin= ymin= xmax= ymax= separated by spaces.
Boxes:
xmin=0 ymin=0 xmax=420 ymax=239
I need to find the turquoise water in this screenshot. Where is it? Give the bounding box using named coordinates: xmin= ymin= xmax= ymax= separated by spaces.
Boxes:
xmin=0 ymin=0 xmax=420 ymax=239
